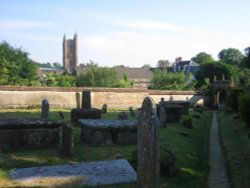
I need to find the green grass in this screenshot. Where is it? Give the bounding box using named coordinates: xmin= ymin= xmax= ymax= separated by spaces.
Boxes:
xmin=218 ymin=111 xmax=250 ymax=188
xmin=0 ymin=108 xmax=212 ymax=188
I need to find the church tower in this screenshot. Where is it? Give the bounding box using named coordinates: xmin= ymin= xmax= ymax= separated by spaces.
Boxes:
xmin=63 ymin=33 xmax=78 ymax=75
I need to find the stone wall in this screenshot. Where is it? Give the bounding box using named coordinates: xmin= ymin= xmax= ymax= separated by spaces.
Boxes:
xmin=0 ymin=86 xmax=208 ymax=109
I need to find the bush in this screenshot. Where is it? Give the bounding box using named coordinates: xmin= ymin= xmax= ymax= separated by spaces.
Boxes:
xmin=238 ymin=94 xmax=250 ymax=127
xmin=227 ymin=88 xmax=244 ymax=111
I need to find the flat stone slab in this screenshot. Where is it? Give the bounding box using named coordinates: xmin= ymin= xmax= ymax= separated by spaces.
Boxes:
xmin=78 ymin=119 xmax=137 ymax=129
xmin=10 ymin=159 xmax=136 ymax=187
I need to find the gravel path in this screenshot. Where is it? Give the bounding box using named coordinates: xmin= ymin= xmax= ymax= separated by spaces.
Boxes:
xmin=208 ymin=112 xmax=230 ymax=188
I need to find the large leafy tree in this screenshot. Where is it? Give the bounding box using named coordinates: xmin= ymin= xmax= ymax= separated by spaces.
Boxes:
xmin=191 ymin=52 xmax=214 ymax=65
xmin=149 ymin=69 xmax=191 ymax=90
xmin=76 ymin=64 xmax=133 ymax=88
xmin=218 ymin=48 xmax=244 ymax=66
xmin=157 ymin=60 xmax=170 ymax=68
xmin=0 ymin=41 xmax=39 ymax=85
xmin=195 ymin=61 xmax=236 ymax=89
xmin=243 ymin=47 xmax=250 ymax=69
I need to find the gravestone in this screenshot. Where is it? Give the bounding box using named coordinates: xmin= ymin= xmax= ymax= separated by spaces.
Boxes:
xmin=118 ymin=112 xmax=128 ymax=120
xmin=41 ymin=99 xmax=49 ymax=120
xmin=137 ymin=97 xmax=160 ymax=188
xmin=159 ymin=105 xmax=167 ymax=128
xmin=102 ymin=104 xmax=108 ymax=114
xmin=129 ymin=107 xmax=135 ymax=117
xmin=62 ymin=124 xmax=74 ymax=157
xmin=82 ymin=91 xmax=91 ymax=109
xmin=76 ymin=92 xmax=81 ymax=109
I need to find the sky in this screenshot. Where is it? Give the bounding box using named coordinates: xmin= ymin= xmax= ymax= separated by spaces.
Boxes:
xmin=0 ymin=0 xmax=250 ymax=67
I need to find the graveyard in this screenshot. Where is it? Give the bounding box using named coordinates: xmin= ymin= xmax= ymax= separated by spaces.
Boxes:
xmin=0 ymin=96 xmax=249 ymax=187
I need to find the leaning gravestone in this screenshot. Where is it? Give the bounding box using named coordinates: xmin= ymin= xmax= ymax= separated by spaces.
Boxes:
xmin=41 ymin=99 xmax=49 ymax=120
xmin=137 ymin=97 xmax=160 ymax=188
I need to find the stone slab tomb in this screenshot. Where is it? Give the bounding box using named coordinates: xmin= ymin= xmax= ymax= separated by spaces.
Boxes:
xmin=0 ymin=119 xmax=62 ymax=151
xmin=78 ymin=119 xmax=137 ymax=145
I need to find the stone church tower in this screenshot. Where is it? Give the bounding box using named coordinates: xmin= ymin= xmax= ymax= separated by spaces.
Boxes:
xmin=63 ymin=33 xmax=78 ymax=74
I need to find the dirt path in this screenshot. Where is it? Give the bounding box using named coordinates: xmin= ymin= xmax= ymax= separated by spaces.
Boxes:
xmin=208 ymin=112 xmax=230 ymax=188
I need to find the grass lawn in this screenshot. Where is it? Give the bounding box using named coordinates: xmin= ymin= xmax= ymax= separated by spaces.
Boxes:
xmin=218 ymin=111 xmax=250 ymax=188
xmin=0 ymin=108 xmax=212 ymax=188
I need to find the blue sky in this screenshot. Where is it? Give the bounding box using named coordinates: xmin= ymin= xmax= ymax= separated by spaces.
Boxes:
xmin=1 ymin=0 xmax=250 ymax=67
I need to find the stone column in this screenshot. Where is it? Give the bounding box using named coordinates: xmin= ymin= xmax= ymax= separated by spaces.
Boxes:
xmin=41 ymin=99 xmax=49 ymax=120
xmin=137 ymin=97 xmax=160 ymax=188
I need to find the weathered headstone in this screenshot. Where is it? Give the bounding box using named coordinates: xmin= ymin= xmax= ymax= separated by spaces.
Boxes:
xmin=62 ymin=124 xmax=74 ymax=157
xmin=76 ymin=92 xmax=81 ymax=109
xmin=118 ymin=112 xmax=128 ymax=120
xmin=82 ymin=91 xmax=91 ymax=109
xmin=58 ymin=111 xmax=64 ymax=119
xmin=137 ymin=97 xmax=160 ymax=188
xmin=159 ymin=105 xmax=167 ymax=128
xmin=129 ymin=107 xmax=135 ymax=117
xmin=41 ymin=99 xmax=49 ymax=120
xmin=102 ymin=104 xmax=108 ymax=114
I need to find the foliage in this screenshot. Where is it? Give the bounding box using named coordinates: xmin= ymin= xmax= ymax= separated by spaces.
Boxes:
xmin=45 ymin=73 xmax=76 ymax=87
xmin=157 ymin=60 xmax=170 ymax=68
xmin=141 ymin=64 xmax=151 ymax=68
xmin=227 ymin=88 xmax=245 ymax=111
xmin=149 ymin=69 xmax=191 ymax=90
xmin=76 ymin=65 xmax=133 ymax=88
xmin=191 ymin=52 xmax=214 ymax=65
xmin=195 ymin=61 xmax=236 ymax=89
xmin=0 ymin=41 xmax=39 ymax=86
xmin=238 ymin=94 xmax=250 ymax=127
xmin=218 ymin=48 xmax=244 ymax=65
xmin=243 ymin=47 xmax=250 ymax=69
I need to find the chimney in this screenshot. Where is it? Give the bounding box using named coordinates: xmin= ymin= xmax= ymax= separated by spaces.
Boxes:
xmin=175 ymin=57 xmax=182 ymax=64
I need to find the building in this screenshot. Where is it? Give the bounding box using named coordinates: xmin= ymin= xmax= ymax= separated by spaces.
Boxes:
xmin=63 ymin=33 xmax=78 ymax=74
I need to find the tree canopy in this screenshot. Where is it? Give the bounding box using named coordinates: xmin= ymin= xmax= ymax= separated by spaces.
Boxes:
xmin=76 ymin=64 xmax=133 ymax=88
xmin=0 ymin=41 xmax=39 ymax=86
xmin=218 ymin=48 xmax=244 ymax=65
xmin=149 ymin=69 xmax=191 ymax=90
xmin=191 ymin=52 xmax=214 ymax=65
xmin=157 ymin=60 xmax=170 ymax=68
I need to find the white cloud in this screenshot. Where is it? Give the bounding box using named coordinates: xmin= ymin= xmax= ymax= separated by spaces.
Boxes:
xmin=119 ymin=21 xmax=184 ymax=32
xmin=0 ymin=20 xmax=56 ymax=31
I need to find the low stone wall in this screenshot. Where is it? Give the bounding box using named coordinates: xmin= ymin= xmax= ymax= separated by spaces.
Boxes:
xmin=0 ymin=86 xmax=209 ymax=109
xmin=0 ymin=119 xmax=62 ymax=151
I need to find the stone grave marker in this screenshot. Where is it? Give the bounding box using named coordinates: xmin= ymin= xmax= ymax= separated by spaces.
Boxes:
xmin=118 ymin=112 xmax=128 ymax=120
xmin=137 ymin=97 xmax=160 ymax=188
xmin=129 ymin=107 xmax=136 ymax=117
xmin=62 ymin=124 xmax=74 ymax=157
xmin=41 ymin=99 xmax=49 ymax=120
xmin=82 ymin=91 xmax=91 ymax=109
xmin=159 ymin=105 xmax=167 ymax=128
xmin=102 ymin=104 xmax=108 ymax=114
xmin=76 ymin=92 xmax=81 ymax=109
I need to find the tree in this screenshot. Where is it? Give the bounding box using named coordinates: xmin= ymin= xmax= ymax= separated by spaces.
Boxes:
xmin=53 ymin=62 xmax=62 ymax=68
xmin=191 ymin=52 xmax=214 ymax=65
xmin=142 ymin=64 xmax=151 ymax=68
xmin=0 ymin=41 xmax=39 ymax=85
xmin=76 ymin=64 xmax=133 ymax=88
xmin=243 ymin=47 xmax=250 ymax=69
xmin=195 ymin=61 xmax=236 ymax=89
xmin=218 ymin=48 xmax=244 ymax=66
xmin=149 ymin=69 xmax=191 ymax=90
xmin=157 ymin=60 xmax=170 ymax=68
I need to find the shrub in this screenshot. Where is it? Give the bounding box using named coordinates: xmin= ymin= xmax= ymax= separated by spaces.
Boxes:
xmin=227 ymin=88 xmax=244 ymax=111
xmin=238 ymin=94 xmax=250 ymax=127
